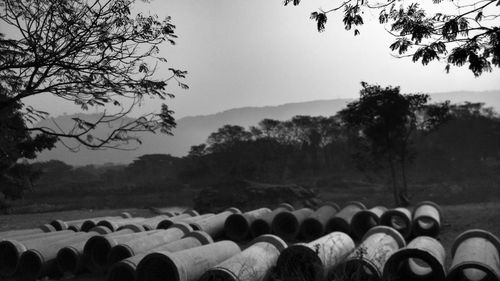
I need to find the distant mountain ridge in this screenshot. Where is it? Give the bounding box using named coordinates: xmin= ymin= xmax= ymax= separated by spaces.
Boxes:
xmin=35 ymin=90 xmax=500 ymax=165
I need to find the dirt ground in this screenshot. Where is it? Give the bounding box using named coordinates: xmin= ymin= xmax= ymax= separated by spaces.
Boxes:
xmin=0 ymin=202 xmax=499 ymax=281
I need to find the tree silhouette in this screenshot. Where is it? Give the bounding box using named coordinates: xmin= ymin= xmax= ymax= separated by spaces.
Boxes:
xmin=0 ymin=0 xmax=187 ymax=151
xmin=338 ymin=82 xmax=449 ymax=206
xmin=284 ymin=0 xmax=500 ymax=76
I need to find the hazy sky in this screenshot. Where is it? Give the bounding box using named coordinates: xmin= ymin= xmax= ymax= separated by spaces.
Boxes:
xmin=15 ymin=0 xmax=500 ymax=118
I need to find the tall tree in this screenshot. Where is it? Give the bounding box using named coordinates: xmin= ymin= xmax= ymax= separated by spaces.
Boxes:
xmin=339 ymin=82 xmax=448 ymax=206
xmin=284 ymin=0 xmax=500 ymax=76
xmin=0 ymin=0 xmax=187 ymax=151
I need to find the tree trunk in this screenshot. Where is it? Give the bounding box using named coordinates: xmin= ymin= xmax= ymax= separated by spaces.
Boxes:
xmin=399 ymin=151 xmax=410 ymax=206
xmin=389 ymin=157 xmax=400 ymax=206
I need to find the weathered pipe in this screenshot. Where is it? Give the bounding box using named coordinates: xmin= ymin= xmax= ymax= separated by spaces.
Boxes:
xmin=0 ymin=228 xmax=73 ymax=243
xmin=107 ymin=231 xmax=213 ymax=281
xmin=83 ymin=229 xmax=162 ymax=274
xmin=157 ymin=213 xmax=214 ymax=229
xmin=17 ymin=229 xmax=112 ymax=281
xmin=335 ymin=225 xmax=405 ymax=281
xmin=182 ymin=209 xmax=199 ymax=216
xmin=446 ymin=229 xmax=500 ymax=281
xmin=224 ymin=207 xmax=272 ymax=242
xmin=272 ymin=208 xmax=314 ymax=241
xmin=380 ymin=207 xmax=413 ymax=240
xmin=250 ymin=203 xmax=294 ymax=238
xmin=325 ymin=201 xmax=366 ymax=235
xmin=60 ymin=213 xmax=133 ymax=232
xmin=300 ymin=203 xmax=340 ymax=241
xmin=199 ymin=234 xmax=287 ymax=281
xmin=0 ymin=225 xmax=55 ymax=240
xmin=383 ymin=236 xmax=446 ymax=281
xmin=56 ymin=226 xmax=144 ymax=275
xmin=136 ymin=240 xmax=241 ymax=281
xmin=150 ymin=208 xmax=179 ymax=216
xmin=97 ymin=217 xmax=146 ymax=232
xmin=411 ymin=201 xmax=442 ymax=238
xmin=0 ymin=230 xmax=87 ymax=278
xmin=275 ymin=231 xmax=355 ymax=281
xmin=350 ymin=206 xmax=388 ymax=241
xmin=190 ymin=208 xmax=242 ymax=238
xmin=107 ymin=223 xmax=193 ymax=266
xmin=144 ymin=213 xmax=193 ymax=230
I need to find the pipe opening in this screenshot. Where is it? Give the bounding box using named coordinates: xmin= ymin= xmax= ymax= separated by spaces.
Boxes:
xmin=81 ymin=221 xmax=96 ymax=232
xmin=57 ymin=248 xmax=79 ymax=273
xmin=199 ymin=269 xmax=235 ymax=281
xmin=108 ymin=263 xmax=136 ymax=281
xmin=407 ymin=257 xmax=432 ymax=276
xmin=352 ymin=213 xmax=378 ymax=240
xmin=137 ymin=255 xmax=179 ymax=281
xmin=0 ymin=242 xmax=21 ymax=277
xmin=108 ymin=245 xmax=133 ymax=266
xmin=250 ymin=220 xmax=271 ymax=237
xmin=326 ymin=218 xmax=350 ymax=234
xmin=276 ymin=246 xmax=323 ymax=281
xmin=461 ymin=268 xmax=488 ymax=281
xmin=273 ymin=213 xmax=299 ymax=239
xmin=90 ymin=239 xmax=112 ymax=270
xmin=391 ymin=216 xmax=408 ymax=230
xmin=225 ymin=215 xmax=250 ymax=241
xmin=19 ymin=251 xmax=42 ymax=278
xmin=338 ymin=260 xmax=378 ymax=281
xmin=157 ymin=220 xmax=174 ymax=229
xmin=300 ymin=219 xmax=324 ymax=241
xmin=416 ymin=218 xmax=435 ymax=230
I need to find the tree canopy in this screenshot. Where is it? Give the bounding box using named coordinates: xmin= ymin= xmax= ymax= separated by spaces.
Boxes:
xmin=284 ymin=0 xmax=500 ymax=76
xmin=0 ymin=0 xmax=187 ymax=151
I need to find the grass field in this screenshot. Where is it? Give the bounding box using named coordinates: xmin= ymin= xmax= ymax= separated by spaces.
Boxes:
xmin=1 ymin=200 xmax=499 ymax=281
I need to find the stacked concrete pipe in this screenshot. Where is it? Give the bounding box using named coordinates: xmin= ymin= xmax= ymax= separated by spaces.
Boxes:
xmin=190 ymin=208 xmax=241 ymax=238
xmin=16 ymin=228 xmax=113 ymax=281
xmin=199 ymin=234 xmax=287 ymax=281
xmin=58 ymin=212 xmax=133 ymax=232
xmin=383 ymin=236 xmax=446 ymax=281
xmin=107 ymin=223 xmax=193 ymax=266
xmin=0 ymin=225 xmax=56 ymax=239
xmin=412 ymin=201 xmax=442 ymax=238
xmin=224 ymin=208 xmax=272 ymax=242
xmin=299 ymin=203 xmax=340 ymax=241
xmin=107 ymin=231 xmax=213 ymax=281
xmin=97 ymin=217 xmax=147 ymax=232
xmin=350 ymin=206 xmax=387 ymax=240
xmin=142 ymin=213 xmax=199 ymax=230
xmin=157 ymin=213 xmax=214 ymax=230
xmin=380 ymin=207 xmax=413 ymax=240
xmin=0 ymin=229 xmax=83 ymax=278
xmin=56 ymin=226 xmax=144 ymax=275
xmin=275 ymin=232 xmax=355 ymax=281
xmin=272 ymin=208 xmax=314 ymax=241
xmin=335 ymin=225 xmax=405 ymax=281
xmin=136 ymin=240 xmax=241 ymax=281
xmin=250 ymin=203 xmax=294 ymax=237
xmin=446 ymin=229 xmax=500 ymax=281
xmin=325 ymin=201 xmax=366 ymax=235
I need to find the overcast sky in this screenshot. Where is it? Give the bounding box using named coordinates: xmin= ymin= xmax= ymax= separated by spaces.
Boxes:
xmin=16 ymin=0 xmax=500 ymax=118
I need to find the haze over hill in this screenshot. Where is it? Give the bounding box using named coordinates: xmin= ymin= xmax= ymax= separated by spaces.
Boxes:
xmin=35 ymin=90 xmax=500 ymax=165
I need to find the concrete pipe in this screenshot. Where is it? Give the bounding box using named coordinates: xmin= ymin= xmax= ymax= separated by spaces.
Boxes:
xmin=136 ymin=240 xmax=241 ymax=281
xmin=276 ymin=231 xmax=354 ymax=281
xmin=107 ymin=231 xmax=213 ymax=281
xmin=0 ymin=228 xmax=74 ymax=243
xmin=272 ymin=208 xmax=314 ymax=241
xmin=150 ymin=208 xmax=179 ymax=216
xmin=49 ymin=220 xmax=69 ymax=231
xmin=157 ymin=213 xmax=214 ymax=229
xmin=183 ymin=209 xmax=199 ymax=216
xmin=83 ymin=229 xmax=160 ymax=274
xmin=380 ymin=207 xmax=413 ymax=240
xmin=190 ymin=208 xmax=242 ymax=238
xmin=446 ymin=229 xmax=500 ymax=281
xmin=351 ymin=206 xmax=387 ymax=241
xmin=0 ymin=226 xmax=55 ymax=240
xmin=0 ymin=231 xmax=89 ymax=278
xmin=107 ymin=223 xmax=193 ymax=266
xmin=199 ymin=234 xmax=287 ymax=281
xmin=69 ymin=214 xmax=133 ymax=232
xmin=325 ymin=201 xmax=366 ymax=235
xmin=335 ymin=225 xmax=405 ymax=281
xmin=224 ymin=208 xmax=272 ymax=242
xmin=383 ymin=236 xmax=446 ymax=281
xmin=411 ymin=201 xmax=442 ymax=238
xmin=97 ymin=218 xmax=146 ymax=232
xmin=300 ymin=203 xmax=340 ymax=241
xmin=55 ymin=227 xmax=143 ymax=275
xmin=17 ymin=229 xmax=110 ymax=281
xmin=250 ymin=203 xmax=294 ymax=238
